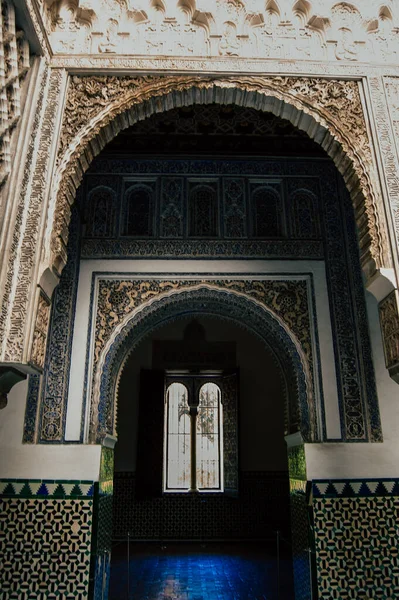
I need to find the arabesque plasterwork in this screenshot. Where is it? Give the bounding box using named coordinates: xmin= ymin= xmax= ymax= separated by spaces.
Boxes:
xmin=48 ymin=74 xmax=389 ymax=286
xmin=89 ymin=279 xmax=315 ymax=444
xmin=30 ymin=293 xmax=51 ymax=370
xmin=0 ymin=0 xmax=31 ymax=188
xmin=1 ymin=0 xmax=399 ymax=393
xmin=383 ymin=76 xmax=399 ymax=241
xmin=0 ymin=67 xmax=66 ymax=364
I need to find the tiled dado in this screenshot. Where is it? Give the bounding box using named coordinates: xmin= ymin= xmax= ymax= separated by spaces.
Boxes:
xmin=312 ymin=479 xmax=399 ymax=600
xmin=0 ymin=478 xmax=95 ymax=498
xmin=0 ymin=479 xmax=98 ymax=600
xmin=0 ymin=497 xmax=93 ymax=599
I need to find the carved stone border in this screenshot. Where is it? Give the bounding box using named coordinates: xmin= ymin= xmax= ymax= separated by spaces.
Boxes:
xmin=89 ymin=282 xmax=314 ymax=444
xmin=45 ymin=75 xmax=390 ymax=287
xmin=381 ymin=77 xmax=399 ymax=244
xmin=49 ymin=56 xmax=399 ymax=79
xmin=0 ymin=67 xmax=66 ymax=364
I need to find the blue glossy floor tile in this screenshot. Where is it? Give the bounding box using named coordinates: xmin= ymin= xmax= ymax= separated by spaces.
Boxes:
xmin=109 ymin=542 xmax=294 ymax=599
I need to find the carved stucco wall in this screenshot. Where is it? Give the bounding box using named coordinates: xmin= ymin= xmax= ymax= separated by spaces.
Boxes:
xmin=48 ymin=74 xmax=390 ymax=281
xmin=1 ymin=70 xmax=397 ymax=389
xmin=37 ymin=0 xmax=399 ymax=66
xmin=88 ymin=280 xmax=314 ymax=444
xmin=0 ymin=66 xmax=67 ymax=365
xmin=30 ymin=155 xmax=381 ymax=446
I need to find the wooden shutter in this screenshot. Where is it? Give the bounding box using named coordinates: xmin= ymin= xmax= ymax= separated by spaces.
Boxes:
xmin=221 ymin=370 xmax=239 ymax=496
xmin=135 ymin=369 xmax=165 ymax=500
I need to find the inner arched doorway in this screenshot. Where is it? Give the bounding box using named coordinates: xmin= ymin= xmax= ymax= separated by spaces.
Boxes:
xmin=111 ymin=314 xmax=296 ymax=599
xmin=31 ymin=101 xmax=382 ymax=600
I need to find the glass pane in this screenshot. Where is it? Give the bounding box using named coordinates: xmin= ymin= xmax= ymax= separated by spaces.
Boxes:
xmin=166 ymin=383 xmax=190 ymax=489
xmin=197 ymin=383 xmax=220 ymax=489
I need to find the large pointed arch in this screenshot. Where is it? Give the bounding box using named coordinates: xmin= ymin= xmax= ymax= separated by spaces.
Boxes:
xmin=44 ymin=75 xmax=391 ymax=284
xmin=88 ymin=284 xmax=316 ymax=445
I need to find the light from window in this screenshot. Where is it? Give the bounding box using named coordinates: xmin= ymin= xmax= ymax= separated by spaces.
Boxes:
xmin=197 ymin=383 xmax=222 ymax=490
xmin=164 ymin=379 xmax=223 ymax=492
xmin=165 ymin=382 xmax=190 ymax=489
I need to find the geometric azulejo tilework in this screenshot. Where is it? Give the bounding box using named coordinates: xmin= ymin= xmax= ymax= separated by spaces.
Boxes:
xmin=112 ymin=471 xmax=291 ymax=541
xmin=313 ymin=479 xmax=399 ymax=498
xmin=0 ymin=497 xmax=93 ymax=599
xmin=0 ymin=479 xmax=95 ymax=498
xmin=314 ymin=496 xmax=399 ymax=600
xmin=290 ymin=487 xmax=312 ymax=600
xmin=92 ymin=494 xmax=113 ymax=600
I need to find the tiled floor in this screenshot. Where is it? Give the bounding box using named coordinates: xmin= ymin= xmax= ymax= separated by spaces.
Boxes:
xmin=109 ymin=542 xmax=295 ymax=600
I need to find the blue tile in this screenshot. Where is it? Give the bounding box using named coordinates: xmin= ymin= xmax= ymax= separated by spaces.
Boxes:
xmin=109 ymin=542 xmax=294 ymax=600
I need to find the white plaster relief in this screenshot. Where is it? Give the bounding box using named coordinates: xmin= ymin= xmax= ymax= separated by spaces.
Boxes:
xmin=378 ymin=76 xmax=399 ymax=247
xmin=25 ymin=0 xmax=52 ymax=58
xmin=0 ymin=1 xmax=32 ymax=188
xmin=384 ymin=76 xmax=399 ymax=185
xmin=0 ymin=67 xmax=67 ymax=363
xmin=44 ymin=0 xmax=399 ymax=64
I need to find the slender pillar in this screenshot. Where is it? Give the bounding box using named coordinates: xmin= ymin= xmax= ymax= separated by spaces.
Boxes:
xmin=189 ymin=404 xmax=199 ymax=493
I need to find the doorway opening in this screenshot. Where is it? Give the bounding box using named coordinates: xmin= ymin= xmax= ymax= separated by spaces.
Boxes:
xmin=110 ymin=315 xmax=295 ymax=599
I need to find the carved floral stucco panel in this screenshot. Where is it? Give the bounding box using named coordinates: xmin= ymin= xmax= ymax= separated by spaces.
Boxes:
xmin=48 ymin=74 xmax=390 ymax=285
xmin=30 ymin=293 xmax=51 ymax=370
xmin=89 ymin=279 xmax=314 ymax=443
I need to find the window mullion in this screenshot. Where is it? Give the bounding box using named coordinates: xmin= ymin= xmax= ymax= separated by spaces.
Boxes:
xmin=188 ymin=400 xmax=199 ymax=493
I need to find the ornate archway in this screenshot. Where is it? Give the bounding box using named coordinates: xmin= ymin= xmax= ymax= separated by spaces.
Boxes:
xmin=88 ymin=284 xmax=315 ymax=444
xmin=46 ymin=75 xmax=391 ymax=283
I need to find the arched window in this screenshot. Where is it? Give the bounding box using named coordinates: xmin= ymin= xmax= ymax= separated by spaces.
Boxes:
xmin=197 ymin=383 xmax=223 ymax=490
xmin=164 ymin=379 xmax=223 ymax=492
xmin=252 ymin=187 xmax=283 ymax=237
xmin=123 ymin=185 xmax=154 ymax=237
xmin=165 ymin=382 xmax=190 ymax=490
